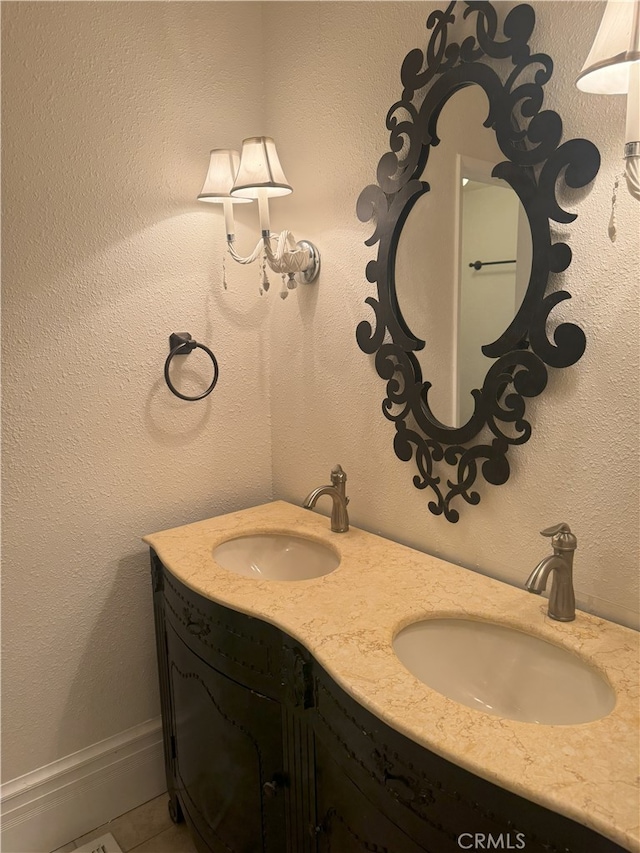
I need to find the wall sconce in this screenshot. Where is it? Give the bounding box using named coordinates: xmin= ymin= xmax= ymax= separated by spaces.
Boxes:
xmin=198 ymin=137 xmax=320 ymax=298
xmin=577 ymin=0 xmax=640 ymax=203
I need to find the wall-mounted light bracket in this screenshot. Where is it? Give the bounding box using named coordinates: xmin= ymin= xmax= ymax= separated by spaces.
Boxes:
xmin=198 ymin=138 xmax=322 ymax=294
xmin=296 ymin=241 xmax=321 ymax=284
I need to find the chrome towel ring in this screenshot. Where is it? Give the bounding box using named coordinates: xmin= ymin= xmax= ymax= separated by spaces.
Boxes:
xmin=164 ymin=332 xmax=219 ymax=401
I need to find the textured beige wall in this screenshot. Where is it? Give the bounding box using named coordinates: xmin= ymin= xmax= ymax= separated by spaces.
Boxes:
xmin=266 ymin=1 xmax=639 ymax=630
xmin=2 ymin=0 xmax=638 ymax=791
xmin=1 ymin=2 xmax=273 ymax=782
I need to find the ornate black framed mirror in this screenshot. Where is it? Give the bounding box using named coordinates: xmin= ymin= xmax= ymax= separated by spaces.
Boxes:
xmin=357 ymin=0 xmax=600 ymax=523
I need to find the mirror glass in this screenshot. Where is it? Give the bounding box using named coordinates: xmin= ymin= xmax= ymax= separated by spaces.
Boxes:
xmin=394 ymin=85 xmax=532 ymax=428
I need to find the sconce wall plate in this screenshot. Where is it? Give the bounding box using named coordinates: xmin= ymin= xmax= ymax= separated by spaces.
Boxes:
xmin=293 ymin=240 xmax=320 ymax=284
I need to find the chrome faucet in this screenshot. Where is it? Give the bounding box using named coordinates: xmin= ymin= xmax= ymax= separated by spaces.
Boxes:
xmin=525 ymin=523 xmax=577 ymax=622
xmin=303 ymin=465 xmax=349 ymax=533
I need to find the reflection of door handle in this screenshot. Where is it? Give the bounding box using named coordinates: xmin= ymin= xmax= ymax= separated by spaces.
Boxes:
xmin=469 ymin=259 xmax=516 ymax=270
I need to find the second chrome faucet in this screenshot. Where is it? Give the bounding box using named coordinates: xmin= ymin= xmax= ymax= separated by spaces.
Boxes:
xmin=303 ymin=465 xmax=349 ymax=533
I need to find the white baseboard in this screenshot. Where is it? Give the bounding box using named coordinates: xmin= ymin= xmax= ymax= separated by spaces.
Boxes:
xmin=1 ymin=718 xmax=166 ymax=853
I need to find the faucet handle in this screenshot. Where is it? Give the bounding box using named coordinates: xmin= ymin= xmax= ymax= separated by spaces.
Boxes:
xmin=541 ymin=523 xmax=577 ymax=551
xmin=331 ymin=465 xmax=346 ymax=484
xmin=330 ymin=465 xmax=349 ymax=505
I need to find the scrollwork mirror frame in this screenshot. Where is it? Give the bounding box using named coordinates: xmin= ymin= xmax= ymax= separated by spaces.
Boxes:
xmin=357 ymin=0 xmax=600 ymax=522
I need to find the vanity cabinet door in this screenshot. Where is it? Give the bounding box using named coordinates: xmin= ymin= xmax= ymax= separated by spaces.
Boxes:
xmin=166 ymin=622 xmax=287 ymax=853
xmin=160 ymin=557 xmax=285 ymax=703
xmin=314 ymin=734 xmax=427 ymax=853
xmin=310 ymin=664 xmax=628 ymax=853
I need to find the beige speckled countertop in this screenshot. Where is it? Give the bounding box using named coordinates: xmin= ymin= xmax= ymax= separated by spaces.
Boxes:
xmin=144 ymin=501 xmax=640 ymax=852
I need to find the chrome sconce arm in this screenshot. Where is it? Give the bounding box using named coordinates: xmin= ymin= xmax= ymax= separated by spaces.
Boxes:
xmin=226 ymin=230 xmax=320 ymax=293
xmin=197 ymin=138 xmax=320 ymax=297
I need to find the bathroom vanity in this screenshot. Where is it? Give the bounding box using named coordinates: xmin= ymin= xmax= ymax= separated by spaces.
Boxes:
xmin=145 ymin=502 xmax=639 ymax=853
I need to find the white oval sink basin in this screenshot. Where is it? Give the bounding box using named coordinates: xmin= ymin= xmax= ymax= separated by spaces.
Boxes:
xmin=393 ymin=618 xmax=615 ymax=725
xmin=213 ymin=533 xmax=340 ymax=581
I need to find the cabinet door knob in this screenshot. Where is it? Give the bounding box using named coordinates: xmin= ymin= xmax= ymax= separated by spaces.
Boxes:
xmin=262 ymin=780 xmax=279 ymax=798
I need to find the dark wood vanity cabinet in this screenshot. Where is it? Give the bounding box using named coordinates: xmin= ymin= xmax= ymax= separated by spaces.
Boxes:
xmin=151 ymin=553 xmax=629 ymax=853
xmin=164 ymin=623 xmax=286 ymax=852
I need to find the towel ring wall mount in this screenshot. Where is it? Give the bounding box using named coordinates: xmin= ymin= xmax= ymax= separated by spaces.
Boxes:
xmin=164 ymin=332 xmax=219 ymax=401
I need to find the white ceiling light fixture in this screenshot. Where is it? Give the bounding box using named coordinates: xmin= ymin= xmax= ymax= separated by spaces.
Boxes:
xmin=198 ymin=137 xmax=320 ymax=298
xmin=577 ymin=0 xmax=640 ymax=202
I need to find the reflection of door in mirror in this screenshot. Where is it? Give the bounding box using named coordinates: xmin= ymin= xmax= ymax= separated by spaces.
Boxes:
xmin=394 ymin=85 xmax=532 ymax=429
xmin=456 ymin=159 xmax=532 ymax=425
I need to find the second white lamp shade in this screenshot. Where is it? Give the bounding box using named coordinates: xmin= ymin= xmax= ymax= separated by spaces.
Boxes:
xmin=231 ymin=137 xmax=293 ymax=199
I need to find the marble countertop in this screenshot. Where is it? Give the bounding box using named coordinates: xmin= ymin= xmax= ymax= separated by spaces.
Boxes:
xmin=144 ymin=501 xmax=640 ymax=852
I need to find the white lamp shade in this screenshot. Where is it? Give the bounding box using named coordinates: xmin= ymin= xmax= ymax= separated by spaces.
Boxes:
xmin=198 ymin=149 xmax=251 ymax=203
xmin=576 ymin=0 xmax=640 ymax=94
xmin=231 ymin=137 xmax=293 ymax=199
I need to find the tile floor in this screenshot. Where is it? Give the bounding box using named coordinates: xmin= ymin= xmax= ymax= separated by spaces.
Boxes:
xmin=50 ymin=795 xmax=197 ymax=853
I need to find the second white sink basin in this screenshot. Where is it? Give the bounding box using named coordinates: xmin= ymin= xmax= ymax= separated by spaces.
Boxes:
xmin=393 ymin=618 xmax=615 ymax=725
xmin=213 ymin=533 xmax=340 ymax=581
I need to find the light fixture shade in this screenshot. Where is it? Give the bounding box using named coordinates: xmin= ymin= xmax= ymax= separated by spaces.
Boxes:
xmin=197 ymin=149 xmax=251 ymax=203
xmin=231 ymin=137 xmax=293 ymax=199
xmin=576 ymin=0 xmax=640 ymax=94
